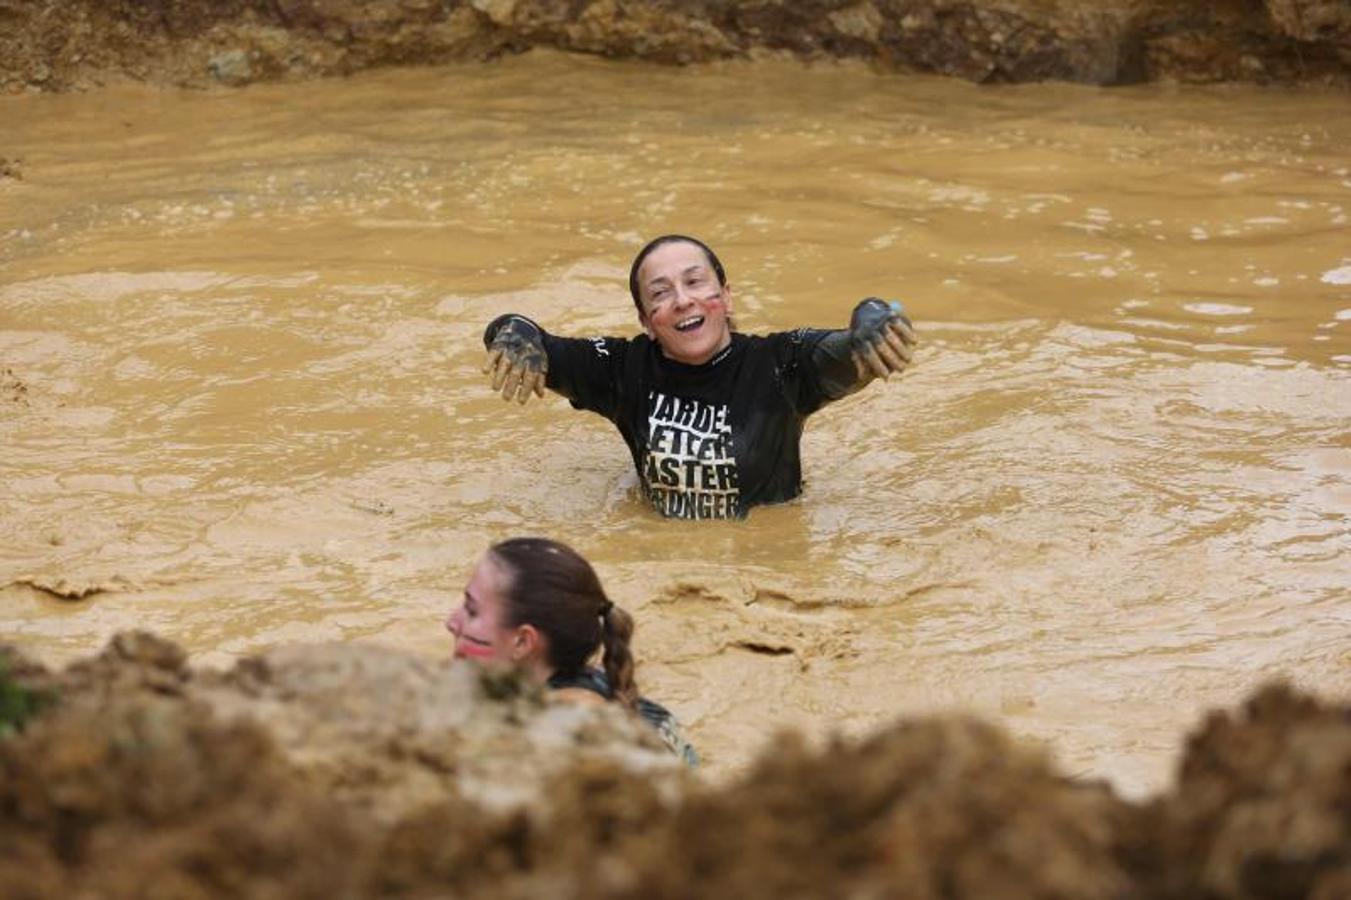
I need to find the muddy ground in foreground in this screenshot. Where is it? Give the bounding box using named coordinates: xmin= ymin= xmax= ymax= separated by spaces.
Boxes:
xmin=1 ymin=634 xmax=1347 ymax=899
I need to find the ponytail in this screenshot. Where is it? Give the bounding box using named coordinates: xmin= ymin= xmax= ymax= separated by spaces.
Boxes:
xmin=600 ymin=603 xmax=638 ymax=710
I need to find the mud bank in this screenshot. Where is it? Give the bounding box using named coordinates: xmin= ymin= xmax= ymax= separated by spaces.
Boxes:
xmin=2 ymin=634 xmax=1348 ymax=899
xmin=1 ymin=0 xmax=1348 ymax=93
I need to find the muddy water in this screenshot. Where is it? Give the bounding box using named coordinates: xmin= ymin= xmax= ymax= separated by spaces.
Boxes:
xmin=2 ymin=51 xmax=1348 ymax=797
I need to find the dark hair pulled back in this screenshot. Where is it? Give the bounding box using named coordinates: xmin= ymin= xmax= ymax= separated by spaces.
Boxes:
xmin=489 ymin=537 xmax=638 ymax=709
xmin=628 ymin=234 xmax=727 ymax=313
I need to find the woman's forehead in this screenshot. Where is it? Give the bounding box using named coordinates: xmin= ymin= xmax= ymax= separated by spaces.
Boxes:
xmin=640 ymin=241 xmax=712 ymax=281
xmin=470 ymin=553 xmax=509 ymax=593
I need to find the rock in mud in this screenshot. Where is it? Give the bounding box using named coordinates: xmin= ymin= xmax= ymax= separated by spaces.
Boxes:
xmin=207 ymin=48 xmax=254 ymax=84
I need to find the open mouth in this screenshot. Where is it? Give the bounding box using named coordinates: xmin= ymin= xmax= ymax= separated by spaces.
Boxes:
xmin=675 ymin=315 xmax=704 ymax=332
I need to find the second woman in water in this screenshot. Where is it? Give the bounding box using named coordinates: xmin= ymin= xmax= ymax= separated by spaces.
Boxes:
xmin=446 ymin=536 xmax=697 ymax=765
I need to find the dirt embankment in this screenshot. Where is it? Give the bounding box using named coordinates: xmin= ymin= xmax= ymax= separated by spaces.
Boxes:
xmin=0 ymin=0 xmax=1348 ymax=93
xmin=2 ymin=633 xmax=1348 ymax=899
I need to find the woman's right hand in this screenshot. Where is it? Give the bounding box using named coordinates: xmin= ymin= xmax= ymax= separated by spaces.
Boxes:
xmin=848 ymin=298 xmax=916 ymax=381
xmin=483 ymin=316 xmax=548 ymax=404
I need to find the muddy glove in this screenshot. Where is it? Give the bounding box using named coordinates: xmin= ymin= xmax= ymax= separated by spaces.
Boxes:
xmin=849 ymin=298 xmax=916 ymax=381
xmin=482 ymin=314 xmax=548 ymax=404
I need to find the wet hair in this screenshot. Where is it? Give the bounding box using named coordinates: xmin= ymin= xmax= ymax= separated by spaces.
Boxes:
xmin=628 ymin=234 xmax=727 ymax=313
xmin=489 ymin=537 xmax=638 ymax=709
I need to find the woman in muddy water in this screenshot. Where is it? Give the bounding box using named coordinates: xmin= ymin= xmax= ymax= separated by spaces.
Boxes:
xmin=446 ymin=536 xmax=698 ymax=765
xmin=482 ymin=234 xmax=916 ymax=520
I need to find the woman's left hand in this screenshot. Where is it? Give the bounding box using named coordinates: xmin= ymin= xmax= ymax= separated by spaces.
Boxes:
xmin=849 ymin=298 xmax=916 ymax=381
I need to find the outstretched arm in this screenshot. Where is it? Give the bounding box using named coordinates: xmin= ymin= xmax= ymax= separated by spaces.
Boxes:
xmin=811 ymin=298 xmax=917 ymax=400
xmin=481 ymin=314 xmax=627 ymax=418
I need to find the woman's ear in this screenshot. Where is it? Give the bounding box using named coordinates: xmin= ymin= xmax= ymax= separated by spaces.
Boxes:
xmin=511 ymin=623 xmax=543 ymax=662
xmin=637 ymin=309 xmax=654 ymax=339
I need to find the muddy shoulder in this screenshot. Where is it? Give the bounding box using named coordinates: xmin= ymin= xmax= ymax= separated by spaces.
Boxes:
xmin=2 ymin=0 xmax=1350 ymax=93
xmin=1 ymin=633 xmax=1347 ymax=899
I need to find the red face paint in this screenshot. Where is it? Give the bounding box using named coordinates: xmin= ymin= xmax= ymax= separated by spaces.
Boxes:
xmin=449 ymin=553 xmax=516 ymax=663
xmin=454 ymin=634 xmax=496 ymax=660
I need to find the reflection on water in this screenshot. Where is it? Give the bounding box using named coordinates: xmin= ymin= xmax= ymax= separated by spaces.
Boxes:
xmin=2 ymin=51 xmax=1348 ymax=797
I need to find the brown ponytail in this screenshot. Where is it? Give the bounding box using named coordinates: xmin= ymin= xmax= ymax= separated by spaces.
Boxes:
xmin=490 ymin=537 xmax=640 ymax=710
xmin=600 ymin=603 xmax=638 ymax=710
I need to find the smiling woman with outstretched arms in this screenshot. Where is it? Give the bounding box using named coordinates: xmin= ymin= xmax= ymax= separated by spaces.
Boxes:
xmin=482 ymin=234 xmax=916 ymax=520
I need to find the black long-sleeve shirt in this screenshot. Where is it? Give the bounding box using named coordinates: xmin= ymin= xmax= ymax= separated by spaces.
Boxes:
xmin=489 ymin=319 xmax=862 ymax=519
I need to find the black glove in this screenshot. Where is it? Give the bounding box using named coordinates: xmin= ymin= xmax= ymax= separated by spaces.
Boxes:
xmin=848 ymin=298 xmax=915 ymax=381
xmin=482 ymin=315 xmax=548 ymax=404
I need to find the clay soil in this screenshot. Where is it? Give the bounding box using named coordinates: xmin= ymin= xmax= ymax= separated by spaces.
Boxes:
xmin=1 ymin=0 xmax=1349 ymax=93
xmin=2 ymin=634 xmax=1347 ymax=899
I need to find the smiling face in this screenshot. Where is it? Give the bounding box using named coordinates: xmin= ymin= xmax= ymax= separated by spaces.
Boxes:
xmin=445 ymin=552 xmax=520 ymax=662
xmin=635 ymin=240 xmax=733 ymax=365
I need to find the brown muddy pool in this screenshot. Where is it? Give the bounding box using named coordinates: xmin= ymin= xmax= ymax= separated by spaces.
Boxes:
xmin=1 ymin=50 xmax=1348 ymax=797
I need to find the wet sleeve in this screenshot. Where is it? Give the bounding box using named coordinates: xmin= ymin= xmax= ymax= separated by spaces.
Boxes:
xmin=484 ymin=314 xmax=627 ymax=419
xmin=807 ymin=328 xmax=866 ymax=402
xmin=778 ymin=328 xmax=865 ymax=414
xmin=637 ymin=698 xmax=700 ymax=768
xmin=541 ymin=332 xmax=628 ymax=421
